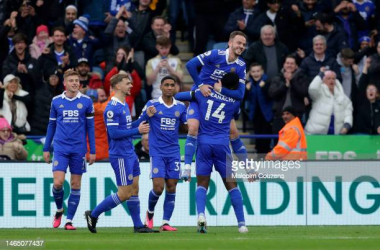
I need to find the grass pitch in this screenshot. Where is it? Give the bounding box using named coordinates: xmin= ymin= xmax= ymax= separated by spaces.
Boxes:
xmin=0 ymin=226 xmax=380 ymax=250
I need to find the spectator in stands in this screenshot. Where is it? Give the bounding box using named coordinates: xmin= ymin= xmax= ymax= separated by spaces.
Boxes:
xmin=146 ymin=36 xmax=183 ymax=100
xmin=104 ymin=47 xmax=143 ymax=112
xmin=53 ymin=5 xmax=77 ymax=35
xmin=86 ymin=88 xmax=109 ymax=161
xmin=354 ymin=0 xmax=376 ymax=38
xmin=314 ymin=12 xmax=348 ymax=57
xmin=299 ymin=35 xmax=341 ymax=83
xmin=266 ymin=106 xmax=307 ymax=160
xmin=33 ymin=0 xmax=77 ymax=26
xmin=0 ymin=116 xmax=27 ymax=160
xmin=336 ymin=48 xmax=360 ymax=105
xmin=245 ymin=63 xmax=273 ymax=154
xmin=35 ymin=26 xmax=76 ymax=80
xmin=264 ymin=0 xmax=305 ymax=52
xmin=30 ymin=68 xmax=63 ymax=135
xmin=76 ymin=58 xmax=103 ymax=93
xmin=103 ymin=6 xmax=132 ymax=74
xmin=128 ymin=0 xmax=155 ymax=54
xmin=2 ymin=33 xmax=37 ymax=95
xmin=244 ymin=25 xmax=289 ymax=82
xmin=269 ymin=55 xmax=309 ymax=134
xmin=15 ymin=0 xmax=43 ymax=43
xmin=135 ymin=133 xmax=149 ymax=161
xmin=355 ymin=36 xmax=374 ymax=75
xmin=354 ymin=57 xmax=380 ymax=134
xmin=305 ymin=70 xmax=353 ymax=134
xmin=334 ymin=0 xmax=366 ymax=51
xmin=0 ymin=11 xmax=17 ymax=80
xmin=29 ymin=25 xmax=52 ymax=59
xmin=368 ymin=41 xmax=380 ymax=88
xmin=142 ymin=16 xmax=179 ymax=62
xmin=297 ymin=0 xmax=330 ymax=54
xmin=224 ymin=0 xmax=267 ymax=44
xmin=67 ymin=15 xmax=102 ymax=67
xmin=0 ymin=74 xmax=31 ymax=134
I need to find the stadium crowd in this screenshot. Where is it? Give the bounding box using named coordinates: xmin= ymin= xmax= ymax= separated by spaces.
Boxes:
xmin=1 ymin=0 xmax=380 ymax=158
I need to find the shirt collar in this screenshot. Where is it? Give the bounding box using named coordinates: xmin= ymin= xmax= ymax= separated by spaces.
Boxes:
xmin=111 ymin=96 xmax=125 ymax=105
xmin=159 ymin=96 xmax=177 ymax=108
xmin=314 ymin=54 xmax=325 ymax=62
xmin=225 ymin=49 xmax=239 ymax=65
xmin=62 ymin=91 xmax=82 ymax=101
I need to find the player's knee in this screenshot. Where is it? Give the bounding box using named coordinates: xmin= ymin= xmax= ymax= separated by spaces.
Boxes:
xmin=53 ymin=180 xmax=63 ymax=190
xmin=153 ymin=186 xmax=164 ymax=196
xmin=70 ymin=181 xmax=81 ymax=190
xmin=117 ymin=191 xmax=131 ymax=202
xmin=187 ymin=121 xmax=199 ymax=136
xmin=165 ymin=185 xmax=176 ymax=193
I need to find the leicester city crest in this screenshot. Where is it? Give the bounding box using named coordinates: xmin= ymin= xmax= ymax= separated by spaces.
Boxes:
xmin=153 ymin=168 xmax=159 ymax=174
xmin=189 ymin=109 xmax=194 ymax=115
xmin=77 ymin=103 xmax=83 ymax=109
xmin=175 ymin=111 xmax=180 ymax=117
xmin=54 ymin=160 xmax=59 ymax=167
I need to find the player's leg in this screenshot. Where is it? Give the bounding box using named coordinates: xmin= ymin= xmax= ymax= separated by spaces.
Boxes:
xmin=51 ymin=151 xmax=69 ymax=228
xmin=146 ymin=156 xmax=165 ymax=228
xmin=129 ymin=155 xmax=159 ymax=233
xmin=85 ymin=157 xmax=133 ymax=233
xmin=65 ymin=154 xmax=87 ymax=230
xmin=195 ymin=144 xmax=213 ymax=233
xmin=229 ymin=119 xmax=247 ymax=162
xmin=64 ymin=174 xmax=82 ymax=230
xmin=183 ymin=102 xmax=200 ymax=173
xmin=215 ymin=145 xmax=248 ymax=233
xmin=146 ymin=177 xmax=164 ymax=228
xmin=160 ymin=178 xmax=178 ymax=231
xmin=160 ymin=157 xmax=180 ymax=231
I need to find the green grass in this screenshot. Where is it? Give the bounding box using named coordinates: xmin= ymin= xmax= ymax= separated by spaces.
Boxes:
xmin=0 ymin=226 xmax=380 ymax=250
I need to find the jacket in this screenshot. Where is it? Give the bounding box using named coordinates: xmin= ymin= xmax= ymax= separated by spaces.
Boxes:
xmin=246 ymin=75 xmax=273 ymax=122
xmin=0 ymin=132 xmax=27 ymax=160
xmin=87 ymin=101 xmax=109 ymax=160
xmin=266 ymin=117 xmax=307 ymax=160
xmin=269 ymin=70 xmax=309 ymax=117
xmin=305 ymin=75 xmax=353 ymax=134
xmin=0 ymin=88 xmax=31 ymax=133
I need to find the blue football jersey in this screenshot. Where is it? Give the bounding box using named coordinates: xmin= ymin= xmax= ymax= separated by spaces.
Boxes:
xmin=140 ymin=97 xmax=187 ymax=157
xmin=354 ymin=0 xmax=375 ymax=22
xmin=104 ymin=97 xmax=135 ymax=157
xmin=196 ymin=49 xmax=246 ymax=87
xmin=195 ymin=90 xmax=240 ymax=146
xmin=45 ymin=92 xmax=94 ymax=154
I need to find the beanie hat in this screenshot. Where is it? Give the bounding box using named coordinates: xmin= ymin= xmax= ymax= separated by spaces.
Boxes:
xmin=0 ymin=117 xmax=12 ymax=131
xmin=359 ymin=36 xmax=371 ymax=43
xmin=282 ymin=106 xmax=297 ymax=117
xmin=36 ymin=25 xmax=49 ymax=36
xmin=73 ymin=15 xmax=89 ymax=32
xmin=3 ymin=74 xmax=20 ymax=88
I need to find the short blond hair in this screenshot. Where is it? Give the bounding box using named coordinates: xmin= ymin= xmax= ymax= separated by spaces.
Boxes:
xmin=63 ymin=69 xmax=79 ymax=80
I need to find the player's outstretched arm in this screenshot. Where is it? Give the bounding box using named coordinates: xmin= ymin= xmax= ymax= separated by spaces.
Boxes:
xmin=186 ymin=57 xmax=203 ymax=87
xmin=220 ymin=81 xmax=245 ymax=100
xmin=107 ymin=125 xmax=141 ymax=139
xmin=174 ymin=91 xmax=195 ymax=101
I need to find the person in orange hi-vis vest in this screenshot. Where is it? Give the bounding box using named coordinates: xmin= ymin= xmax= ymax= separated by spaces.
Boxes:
xmin=266 ymin=106 xmax=307 ymax=160
xmin=86 ymin=89 xmax=110 ymax=160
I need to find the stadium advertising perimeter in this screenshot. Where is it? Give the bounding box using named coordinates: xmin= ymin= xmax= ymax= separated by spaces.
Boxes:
xmin=0 ymin=162 xmax=379 ymax=228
